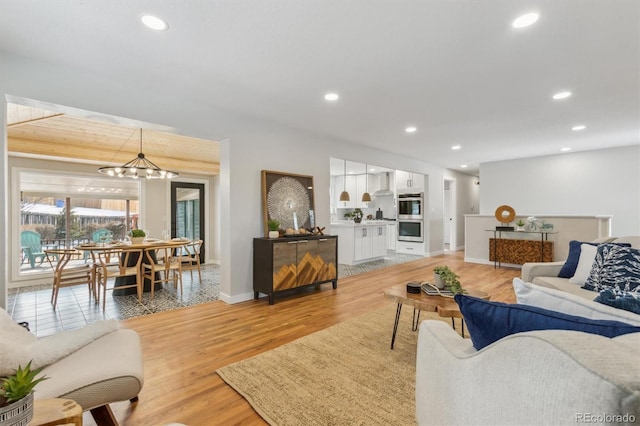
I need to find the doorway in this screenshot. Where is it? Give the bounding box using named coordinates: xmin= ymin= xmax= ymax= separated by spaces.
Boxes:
xmin=171 ymin=182 xmax=205 ymax=262
xmin=443 ymin=179 xmax=456 ymax=252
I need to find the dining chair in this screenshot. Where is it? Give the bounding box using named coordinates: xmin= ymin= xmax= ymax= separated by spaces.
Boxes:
xmin=176 ymin=239 xmax=203 ymax=282
xmin=94 ymin=247 xmax=144 ymax=309
xmin=142 ymin=246 xmax=183 ymax=298
xmin=45 ymin=249 xmax=93 ymax=309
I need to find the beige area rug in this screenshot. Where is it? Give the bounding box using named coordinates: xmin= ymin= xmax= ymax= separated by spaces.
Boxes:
xmin=217 ymin=304 xmax=463 ymax=426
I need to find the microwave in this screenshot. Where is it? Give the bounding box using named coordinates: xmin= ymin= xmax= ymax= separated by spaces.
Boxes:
xmin=397 ymin=193 xmax=423 ymax=220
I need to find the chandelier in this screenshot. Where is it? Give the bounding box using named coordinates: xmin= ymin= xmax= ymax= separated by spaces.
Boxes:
xmin=98 ymin=129 xmax=179 ymax=179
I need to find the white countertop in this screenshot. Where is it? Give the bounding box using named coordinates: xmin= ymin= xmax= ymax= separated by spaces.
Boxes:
xmin=331 ymin=220 xmax=396 ymax=227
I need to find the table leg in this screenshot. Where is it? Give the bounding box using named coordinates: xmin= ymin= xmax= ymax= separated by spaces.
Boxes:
xmin=391 ymin=303 xmax=402 ymax=350
xmin=411 ymin=308 xmax=421 ymax=331
xmin=462 ymin=319 xmax=465 ymax=338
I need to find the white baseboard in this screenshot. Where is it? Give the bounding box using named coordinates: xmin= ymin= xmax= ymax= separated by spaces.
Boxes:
xmin=219 ymin=291 xmax=254 ymax=304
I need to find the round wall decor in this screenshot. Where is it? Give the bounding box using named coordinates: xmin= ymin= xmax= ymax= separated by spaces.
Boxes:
xmin=494 ymin=205 xmax=516 ymax=223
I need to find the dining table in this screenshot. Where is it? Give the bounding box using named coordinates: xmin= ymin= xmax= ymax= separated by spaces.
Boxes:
xmin=76 ymin=238 xmax=191 ymax=296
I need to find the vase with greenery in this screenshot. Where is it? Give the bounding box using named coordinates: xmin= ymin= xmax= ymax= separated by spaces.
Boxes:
xmin=0 ymin=361 xmax=48 ymax=426
xmin=267 ymin=219 xmax=280 ymax=238
xmin=130 ymin=229 xmax=146 ymax=244
xmin=516 ymin=219 xmax=525 ymax=231
xmin=433 ymin=265 xmax=464 ymax=295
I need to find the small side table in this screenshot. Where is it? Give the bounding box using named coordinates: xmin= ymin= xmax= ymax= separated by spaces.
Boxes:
xmin=31 ymin=398 xmax=82 ymax=426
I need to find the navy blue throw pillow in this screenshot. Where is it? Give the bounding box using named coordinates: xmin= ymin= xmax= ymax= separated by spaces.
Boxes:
xmin=595 ymin=289 xmax=640 ymax=315
xmin=455 ymin=294 xmax=640 ymax=351
xmin=558 ymin=240 xmax=597 ymax=278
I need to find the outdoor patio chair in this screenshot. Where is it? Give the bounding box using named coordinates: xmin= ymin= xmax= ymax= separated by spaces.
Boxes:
xmin=83 ymin=228 xmax=112 ymax=262
xmin=21 ymin=230 xmax=50 ymax=268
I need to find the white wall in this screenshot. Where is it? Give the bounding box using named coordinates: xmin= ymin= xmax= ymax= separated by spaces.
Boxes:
xmin=479 ymin=146 xmax=640 ymax=236
xmin=0 ymin=52 xmax=456 ymax=307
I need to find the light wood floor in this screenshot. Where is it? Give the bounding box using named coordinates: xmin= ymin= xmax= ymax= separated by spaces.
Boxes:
xmin=98 ymin=252 xmax=521 ymax=425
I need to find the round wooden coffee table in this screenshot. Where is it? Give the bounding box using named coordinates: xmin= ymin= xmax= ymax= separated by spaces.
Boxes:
xmin=383 ymin=284 xmax=490 ymax=349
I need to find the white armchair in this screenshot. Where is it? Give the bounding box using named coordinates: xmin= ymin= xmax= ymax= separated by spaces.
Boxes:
xmin=416 ymin=320 xmax=640 ymax=425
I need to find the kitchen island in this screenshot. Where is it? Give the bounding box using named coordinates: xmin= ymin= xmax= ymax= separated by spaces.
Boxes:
xmin=331 ymin=221 xmax=387 ymax=265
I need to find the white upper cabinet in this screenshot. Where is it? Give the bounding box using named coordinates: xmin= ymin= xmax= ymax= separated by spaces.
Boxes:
xmin=396 ymin=170 xmax=424 ymax=192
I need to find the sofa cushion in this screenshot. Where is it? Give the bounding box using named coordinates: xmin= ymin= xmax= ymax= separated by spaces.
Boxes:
xmin=558 ymin=240 xmax=597 ymax=278
xmin=513 ymin=278 xmax=640 ymax=326
xmin=583 ymin=245 xmax=640 ymax=293
xmin=455 ymin=294 xmax=640 ymax=350
xmin=569 ymin=244 xmax=599 ymax=286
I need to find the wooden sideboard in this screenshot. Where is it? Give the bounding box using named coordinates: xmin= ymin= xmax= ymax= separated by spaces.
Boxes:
xmin=253 ymin=235 xmax=338 ymax=304
xmin=488 ymin=230 xmax=555 ymax=267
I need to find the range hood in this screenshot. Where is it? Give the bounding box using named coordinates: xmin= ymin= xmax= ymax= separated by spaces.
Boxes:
xmin=373 ymin=172 xmax=394 ymax=196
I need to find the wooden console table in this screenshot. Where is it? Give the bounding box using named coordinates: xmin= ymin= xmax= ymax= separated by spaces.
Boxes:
xmin=487 ymin=230 xmax=555 ymax=268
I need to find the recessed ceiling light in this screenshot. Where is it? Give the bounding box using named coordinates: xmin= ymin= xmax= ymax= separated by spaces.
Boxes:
xmin=405 ymin=126 xmax=417 ymax=133
xmin=512 ymin=12 xmax=539 ymax=29
xmin=141 ymin=15 xmax=169 ymax=31
xmin=561 ymin=147 xmax=572 ymax=152
xmin=571 ymin=125 xmax=586 ymax=131
xmin=552 ymin=91 xmax=572 ymax=100
xmin=451 ymin=145 xmax=461 ymax=150
xmin=460 ymin=164 xmax=468 ymax=168
xmin=324 ymin=93 xmax=339 ymax=101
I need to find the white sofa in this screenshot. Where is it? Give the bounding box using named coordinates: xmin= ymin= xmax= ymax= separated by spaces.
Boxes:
xmin=521 ymin=236 xmax=640 ymax=300
xmin=416 ymin=320 xmax=640 ymax=425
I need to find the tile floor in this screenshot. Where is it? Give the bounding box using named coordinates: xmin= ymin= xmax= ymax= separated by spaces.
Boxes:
xmin=7 ymin=264 xmax=220 ymax=337
xmin=9 ymin=251 xmax=423 ymax=336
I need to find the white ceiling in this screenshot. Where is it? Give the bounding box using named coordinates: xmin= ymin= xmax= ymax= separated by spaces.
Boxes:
xmin=1 ymin=1 xmax=638 ymax=174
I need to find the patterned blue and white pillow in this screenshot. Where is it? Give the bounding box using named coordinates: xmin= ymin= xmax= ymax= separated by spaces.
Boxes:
xmin=583 ymin=244 xmax=640 ymax=292
xmin=594 ymin=289 xmax=640 ymax=315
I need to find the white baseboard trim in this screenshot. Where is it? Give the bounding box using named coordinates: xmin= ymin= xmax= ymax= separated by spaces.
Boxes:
xmin=219 ymin=291 xmax=254 ymax=304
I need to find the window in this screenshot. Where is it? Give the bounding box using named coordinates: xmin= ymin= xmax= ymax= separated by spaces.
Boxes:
xmin=17 ymin=170 xmax=140 ymax=277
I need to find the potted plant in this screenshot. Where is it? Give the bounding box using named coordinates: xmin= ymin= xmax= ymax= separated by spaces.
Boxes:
xmin=130 ymin=229 xmax=146 ymax=244
xmin=433 ymin=265 xmax=464 ymax=295
xmin=516 ymin=219 xmax=526 ymax=231
xmin=0 ymin=361 xmax=48 ymax=426
xmin=267 ymin=219 xmax=280 ymax=238
xmin=346 ymin=208 xmax=364 ymax=223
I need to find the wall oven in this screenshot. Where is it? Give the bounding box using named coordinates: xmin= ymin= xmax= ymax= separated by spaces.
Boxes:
xmin=397 ymin=193 xmax=423 ymax=220
xmin=397 ymin=219 xmax=424 ymax=243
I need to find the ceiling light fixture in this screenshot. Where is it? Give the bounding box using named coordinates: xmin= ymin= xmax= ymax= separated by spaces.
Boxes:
xmin=324 ymin=93 xmax=339 ymax=101
xmin=141 ymin=15 xmax=169 ymax=31
xmin=452 ymin=145 xmax=461 ymax=150
xmin=98 ymin=129 xmax=178 ymax=179
xmin=339 ymin=159 xmax=350 ymax=202
xmin=362 ymin=163 xmax=371 ymax=203
xmin=512 ymin=12 xmax=539 ymax=29
xmin=571 ymin=125 xmax=586 ymax=131
xmin=552 ymin=91 xmax=572 ymax=100
xmin=460 ymin=164 xmax=468 ymax=168
xmin=561 ymin=147 xmax=572 ymax=152
xmin=405 ymin=126 xmax=417 ymax=133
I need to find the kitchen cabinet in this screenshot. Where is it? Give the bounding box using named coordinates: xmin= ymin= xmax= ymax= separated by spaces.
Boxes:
xmin=332 ymin=223 xmax=386 ymax=265
xmin=396 ymin=170 xmax=424 ymax=192
xmin=387 ymin=223 xmax=397 ymax=251
xmin=253 ymin=235 xmax=338 ymax=304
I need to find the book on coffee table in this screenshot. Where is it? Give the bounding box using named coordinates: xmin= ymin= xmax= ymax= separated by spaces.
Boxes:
xmin=421 ymin=282 xmax=455 ymax=297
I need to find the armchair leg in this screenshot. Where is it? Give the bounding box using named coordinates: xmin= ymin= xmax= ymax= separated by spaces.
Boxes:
xmin=90 ymin=404 xmax=118 ymax=426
